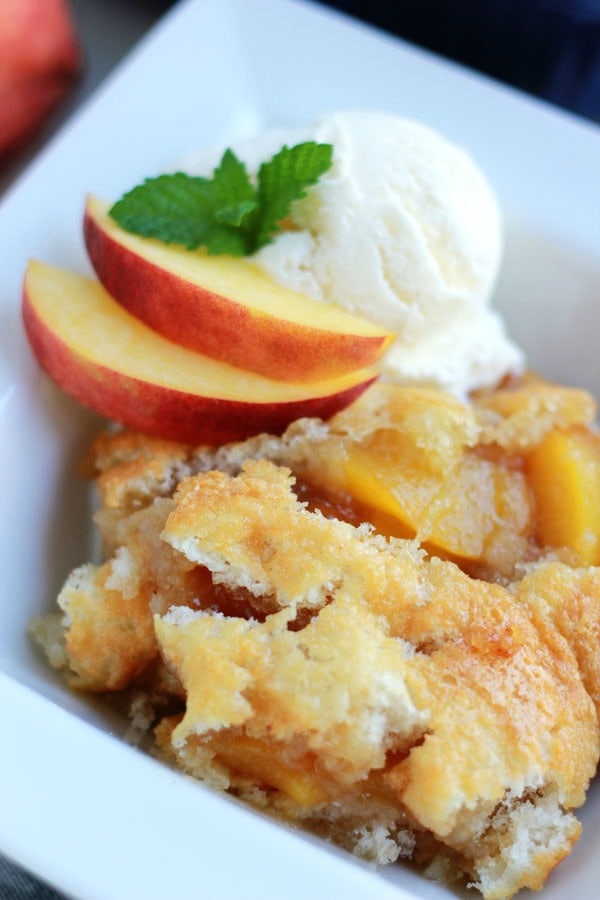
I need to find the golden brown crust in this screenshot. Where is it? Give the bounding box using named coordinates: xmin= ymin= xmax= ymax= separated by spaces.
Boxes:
xmin=90 ymin=431 xmax=194 ymax=512
xmin=513 ymin=561 xmax=600 ymax=713
xmin=157 ymin=458 xmax=598 ymax=897
xmin=58 ymin=559 xmax=157 ymax=691
xmin=472 ymin=374 xmax=597 ymax=451
xmin=32 ymin=379 xmax=600 ymax=899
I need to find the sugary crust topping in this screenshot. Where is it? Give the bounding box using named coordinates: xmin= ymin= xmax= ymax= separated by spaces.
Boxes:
xmin=162 ymin=459 xmax=419 ymax=609
xmin=34 ymin=379 xmax=600 ymax=899
xmin=156 ymin=596 xmax=428 ymax=783
xmin=159 ymin=460 xmax=598 ymax=831
xmin=472 ymin=375 xmax=597 ymax=451
xmin=512 ymin=561 xmax=600 ymax=711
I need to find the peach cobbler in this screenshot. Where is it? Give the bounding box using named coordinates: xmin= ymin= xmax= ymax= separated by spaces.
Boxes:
xmin=33 ymin=375 xmax=600 ymax=900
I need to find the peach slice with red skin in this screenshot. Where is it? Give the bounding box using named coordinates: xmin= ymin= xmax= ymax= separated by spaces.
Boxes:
xmin=22 ymin=261 xmax=378 ymax=445
xmin=84 ymin=196 xmax=394 ymax=382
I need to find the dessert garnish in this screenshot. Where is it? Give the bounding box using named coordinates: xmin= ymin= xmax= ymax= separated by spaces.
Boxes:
xmin=109 ymin=142 xmax=333 ymax=256
xmin=83 ymin=195 xmax=392 ymax=384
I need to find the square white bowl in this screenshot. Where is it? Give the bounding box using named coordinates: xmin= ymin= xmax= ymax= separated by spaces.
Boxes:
xmin=1 ymin=1 xmax=600 ymax=897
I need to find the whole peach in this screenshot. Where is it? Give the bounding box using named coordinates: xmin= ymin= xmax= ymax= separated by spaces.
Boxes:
xmin=0 ymin=0 xmax=81 ymax=158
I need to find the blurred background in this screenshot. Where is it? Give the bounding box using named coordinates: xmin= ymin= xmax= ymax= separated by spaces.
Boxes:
xmin=1 ymin=0 xmax=599 ymax=194
xmin=1 ymin=0 xmax=599 ymax=896
xmin=327 ymin=0 xmax=600 ymax=122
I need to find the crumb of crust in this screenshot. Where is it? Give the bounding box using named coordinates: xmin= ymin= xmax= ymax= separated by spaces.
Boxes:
xmin=322 ymin=382 xmax=481 ymax=455
xmin=472 ymin=374 xmax=597 ymax=451
xmin=30 ymin=612 xmax=68 ymax=672
xmin=87 ymin=430 xmax=194 ymax=475
xmin=93 ymin=438 xmax=194 ymax=512
xmin=56 ymin=560 xmax=158 ymax=691
xmin=47 ymin=495 xmax=220 ymax=693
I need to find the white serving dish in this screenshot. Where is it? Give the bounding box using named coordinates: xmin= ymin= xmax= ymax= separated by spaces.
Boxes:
xmin=1 ymin=0 xmax=600 ymax=897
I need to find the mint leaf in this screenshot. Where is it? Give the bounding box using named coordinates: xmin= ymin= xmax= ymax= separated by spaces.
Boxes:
xmin=254 ymin=142 xmax=334 ymax=249
xmin=216 ymin=200 xmax=256 ymax=228
xmin=211 ymin=149 xmax=258 ymax=228
xmin=109 ymin=172 xmax=246 ymax=254
xmin=109 ymin=141 xmax=333 ymax=257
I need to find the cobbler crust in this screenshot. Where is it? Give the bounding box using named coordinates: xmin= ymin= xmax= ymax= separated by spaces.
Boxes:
xmin=32 ymin=379 xmax=600 ymax=900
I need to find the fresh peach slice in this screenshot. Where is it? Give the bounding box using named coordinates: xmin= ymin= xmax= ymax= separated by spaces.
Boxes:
xmin=526 ymin=426 xmax=600 ymax=564
xmin=22 ymin=261 xmax=377 ymax=445
xmin=84 ymin=196 xmax=394 ymax=382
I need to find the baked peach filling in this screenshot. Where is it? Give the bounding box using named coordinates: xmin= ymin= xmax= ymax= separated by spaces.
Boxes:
xmin=32 ymin=376 xmax=600 ymax=900
xmin=526 ymin=425 xmax=600 ymax=565
xmin=201 ymin=733 xmax=333 ymax=807
xmin=288 ymin=378 xmax=600 ymax=574
xmin=145 ymin=402 xmax=600 ymax=811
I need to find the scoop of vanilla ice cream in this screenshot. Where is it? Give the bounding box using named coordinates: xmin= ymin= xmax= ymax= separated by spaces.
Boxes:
xmin=185 ymin=110 xmax=523 ymax=395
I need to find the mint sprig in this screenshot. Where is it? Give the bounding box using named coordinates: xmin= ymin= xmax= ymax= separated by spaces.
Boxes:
xmin=109 ymin=141 xmax=333 ymax=257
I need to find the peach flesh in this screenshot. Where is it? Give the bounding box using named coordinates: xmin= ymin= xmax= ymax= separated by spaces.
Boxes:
xmin=22 ymin=261 xmax=377 ymax=444
xmin=84 ymin=196 xmax=394 ymax=382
